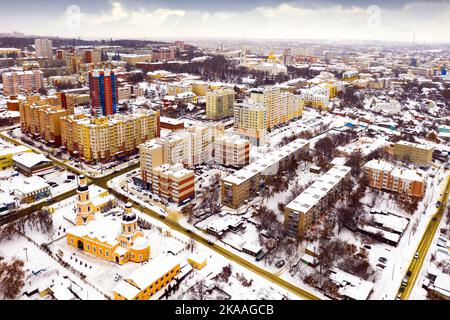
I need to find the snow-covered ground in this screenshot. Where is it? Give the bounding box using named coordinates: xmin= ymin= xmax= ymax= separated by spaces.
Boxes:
xmin=0 ymin=166 xmax=78 ymax=214
xmin=2 ymin=186 xmax=302 ymax=300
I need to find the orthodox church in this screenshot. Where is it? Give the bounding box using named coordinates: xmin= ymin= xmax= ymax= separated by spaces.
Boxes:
xmin=66 ymin=175 xmax=150 ymax=264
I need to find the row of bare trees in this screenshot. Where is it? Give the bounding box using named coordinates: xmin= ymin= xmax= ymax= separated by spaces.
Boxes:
xmin=0 ymin=209 xmax=53 ymax=243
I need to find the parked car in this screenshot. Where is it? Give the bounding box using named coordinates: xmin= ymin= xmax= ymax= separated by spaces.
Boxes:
xmin=275 ymin=260 xmax=285 ymax=268
xmin=378 ymin=257 xmax=388 ymax=264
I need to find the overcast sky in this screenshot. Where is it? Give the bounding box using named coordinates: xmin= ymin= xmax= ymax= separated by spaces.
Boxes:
xmin=2 ymin=0 xmax=450 ymax=43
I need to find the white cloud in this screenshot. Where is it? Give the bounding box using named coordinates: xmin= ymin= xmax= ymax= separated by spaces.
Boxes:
xmin=47 ymin=1 xmax=450 ymax=42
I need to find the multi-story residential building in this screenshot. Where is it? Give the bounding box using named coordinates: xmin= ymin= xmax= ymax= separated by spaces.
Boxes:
xmin=234 ymin=100 xmax=267 ymax=146
xmin=34 ymin=39 xmax=53 ymax=59
xmin=0 ymin=48 xmax=21 ymax=57
xmin=19 ymin=98 xmax=68 ymax=146
xmin=2 ymin=70 xmax=44 ymax=96
xmin=89 ymin=69 xmax=118 ymax=116
xmin=60 ymin=111 xmax=160 ymax=163
xmin=190 ymin=80 xmax=208 ymax=96
xmin=151 ymin=46 xmax=175 ymax=62
xmin=139 ymin=123 xmax=224 ymax=173
xmin=166 ymin=82 xmax=192 ymax=96
xmin=117 ymin=84 xmax=144 ymax=101
xmin=342 ymin=70 xmax=359 ymax=81
xmin=83 ymin=49 xmax=102 ymax=64
xmin=174 ymin=92 xmax=197 ymax=105
xmin=221 ymin=138 xmax=310 ymax=209
xmin=284 ymin=165 xmax=351 ymax=237
xmin=370 ymin=98 xmax=401 ymax=115
xmin=213 ymin=134 xmax=250 ymax=168
xmin=151 ymin=163 xmax=195 ymax=205
xmin=389 ymin=141 xmax=433 ymax=165
xmin=249 ymin=86 xmax=303 ymax=129
xmin=59 ymin=50 xmax=83 ymax=73
xmin=299 ymin=87 xmax=330 ymax=110
xmin=206 ymin=89 xmax=235 ymax=120
xmin=121 ymin=54 xmax=152 ymax=65
xmin=363 ymin=159 xmax=425 ymax=198
xmin=58 ymin=92 xmax=88 ymax=115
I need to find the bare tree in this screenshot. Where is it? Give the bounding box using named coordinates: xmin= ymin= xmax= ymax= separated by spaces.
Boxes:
xmin=0 ymin=257 xmax=26 ymax=299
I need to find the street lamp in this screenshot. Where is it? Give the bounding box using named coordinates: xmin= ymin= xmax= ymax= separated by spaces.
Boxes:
xmin=23 ymin=247 xmax=28 ymax=262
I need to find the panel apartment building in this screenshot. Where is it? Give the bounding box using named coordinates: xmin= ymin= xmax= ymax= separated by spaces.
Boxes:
xmin=363 ymin=159 xmax=425 ymax=198
xmin=284 ymin=165 xmax=351 ymax=237
xmin=221 ymin=138 xmax=310 ymax=209
xmin=60 ymin=111 xmax=160 ymax=163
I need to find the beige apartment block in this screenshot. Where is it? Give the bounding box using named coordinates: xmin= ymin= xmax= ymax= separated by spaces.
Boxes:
xmin=151 ymin=163 xmax=195 ymax=205
xmin=60 ymin=111 xmax=160 ymax=163
xmin=206 ymin=88 xmax=235 ymax=120
xmin=234 ymin=100 xmax=267 ymax=146
xmin=390 ymin=140 xmax=433 ymax=165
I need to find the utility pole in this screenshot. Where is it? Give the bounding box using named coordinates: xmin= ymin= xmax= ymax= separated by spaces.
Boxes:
xmin=392 ymin=263 xmax=395 ymax=281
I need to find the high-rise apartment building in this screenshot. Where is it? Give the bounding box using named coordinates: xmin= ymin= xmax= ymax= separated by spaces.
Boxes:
xmin=89 ymin=70 xmax=118 ymax=116
xmin=2 ymin=70 xmax=44 ymax=96
xmin=139 ymin=123 xmax=224 ymax=177
xmin=248 ymin=86 xmax=303 ymax=130
xmin=233 ymin=100 xmax=267 ymax=146
xmin=60 ymin=111 xmax=160 ymax=163
xmin=19 ymin=100 xmax=68 ymax=146
xmin=206 ymin=89 xmax=235 ymax=120
xmin=34 ymin=39 xmax=53 ymax=59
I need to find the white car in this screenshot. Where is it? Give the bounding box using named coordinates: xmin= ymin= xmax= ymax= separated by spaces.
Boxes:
xmin=414 ymin=252 xmax=419 ymax=259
